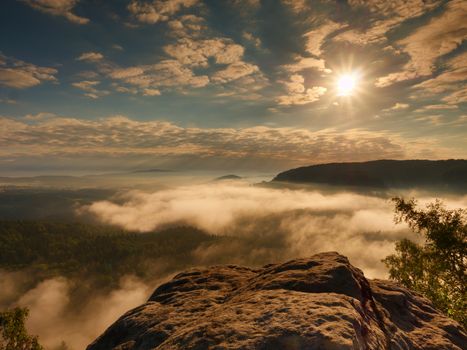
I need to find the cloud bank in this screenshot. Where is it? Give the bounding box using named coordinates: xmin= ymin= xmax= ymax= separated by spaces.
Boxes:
xmin=82 ymin=183 xmax=412 ymax=278
xmin=0 ymin=114 xmax=454 ymax=173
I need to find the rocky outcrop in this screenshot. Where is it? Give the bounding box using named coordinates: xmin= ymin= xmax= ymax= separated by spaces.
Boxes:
xmin=88 ymin=252 xmax=466 ymax=350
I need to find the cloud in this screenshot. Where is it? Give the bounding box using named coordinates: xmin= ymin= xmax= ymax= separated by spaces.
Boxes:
xmin=108 ymin=59 xmax=209 ymax=91
xmin=414 ymin=114 xmax=443 ymax=125
xmin=375 ymin=0 xmax=467 ymax=87
xmin=76 ymin=52 xmax=104 ymax=62
xmin=304 ymin=21 xmax=342 ymax=57
xmin=242 ymin=31 xmax=262 ymax=48
xmin=105 ymin=35 xmax=261 ymax=95
xmin=211 ymin=62 xmax=260 ymax=83
xmin=0 ymin=54 xmax=57 ymax=89
xmin=411 ymin=52 xmax=467 ymax=105
xmin=282 ymin=57 xmax=327 ymax=73
xmin=143 ymin=88 xmax=161 ymax=96
xmin=442 ymin=89 xmax=467 ymax=105
xmin=281 ymin=0 xmax=307 ymax=13
xmin=71 ymin=80 xmax=109 ymax=99
xmin=276 ymin=74 xmax=327 ymax=105
xmin=128 ymin=0 xmax=199 ymax=24
xmin=111 ymin=44 xmax=124 ymax=51
xmin=164 ymin=38 xmax=245 ymax=67
xmin=334 ymin=0 xmax=442 ymax=45
xmin=167 ymin=15 xmax=206 ymax=38
xmin=382 ymin=103 xmax=410 ymax=112
xmin=415 ymin=104 xmax=458 ymax=112
xmin=0 ymin=114 xmax=451 ymax=171
xmin=22 ymin=0 xmax=89 ymax=24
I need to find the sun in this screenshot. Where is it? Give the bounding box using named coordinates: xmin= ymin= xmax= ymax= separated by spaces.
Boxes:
xmin=337 ymin=73 xmax=358 ymax=96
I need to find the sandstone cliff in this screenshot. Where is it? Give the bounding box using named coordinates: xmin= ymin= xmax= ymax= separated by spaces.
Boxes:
xmin=88 ymin=252 xmax=466 ymax=349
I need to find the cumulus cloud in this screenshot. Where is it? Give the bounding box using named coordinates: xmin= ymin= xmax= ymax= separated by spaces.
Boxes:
xmin=282 ymin=56 xmax=327 ymax=73
xmin=0 ymin=54 xmax=57 ymax=89
xmin=376 ymin=0 xmax=467 ymax=87
xmin=304 ymin=21 xmax=342 ymax=57
xmin=211 ymin=62 xmax=260 ymax=83
xmin=276 ymin=74 xmax=327 ymax=105
xmin=335 ymin=0 xmax=442 ymax=45
xmin=71 ymin=80 xmax=109 ymax=99
xmin=22 ymin=0 xmax=89 ymax=24
xmin=101 ymin=32 xmax=260 ymax=95
xmin=0 ymin=114 xmax=450 ymax=171
xmin=108 ymin=59 xmax=209 ymax=91
xmin=164 ymin=38 xmax=245 ymax=67
xmin=128 ymin=0 xmax=199 ymax=24
xmin=167 ymin=14 xmax=206 ymax=38
xmin=76 ymin=52 xmax=104 ymax=62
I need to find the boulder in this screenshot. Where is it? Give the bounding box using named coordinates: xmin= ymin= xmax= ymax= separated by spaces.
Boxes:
xmin=88 ymin=252 xmax=466 ymax=349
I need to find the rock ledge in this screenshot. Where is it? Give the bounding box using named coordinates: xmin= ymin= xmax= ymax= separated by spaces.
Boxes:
xmin=88 ymin=252 xmax=466 ymax=350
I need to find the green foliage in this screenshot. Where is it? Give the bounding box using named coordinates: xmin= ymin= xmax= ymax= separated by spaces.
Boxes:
xmin=383 ymin=197 xmax=466 ymax=327
xmin=0 ymin=307 xmax=43 ymax=350
xmin=0 ymin=221 xmax=225 ymax=290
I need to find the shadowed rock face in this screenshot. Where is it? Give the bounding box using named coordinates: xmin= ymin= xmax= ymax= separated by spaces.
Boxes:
xmin=87 ymin=252 xmax=466 ymax=350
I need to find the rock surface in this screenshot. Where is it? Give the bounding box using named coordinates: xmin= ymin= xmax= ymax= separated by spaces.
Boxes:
xmin=88 ymin=252 xmax=466 ymax=350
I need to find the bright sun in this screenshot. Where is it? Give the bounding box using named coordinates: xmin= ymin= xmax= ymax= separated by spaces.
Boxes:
xmin=337 ymin=73 xmax=358 ymax=96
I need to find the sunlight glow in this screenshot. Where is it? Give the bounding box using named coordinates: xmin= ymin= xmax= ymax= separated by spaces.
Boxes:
xmin=337 ymin=73 xmax=358 ymax=96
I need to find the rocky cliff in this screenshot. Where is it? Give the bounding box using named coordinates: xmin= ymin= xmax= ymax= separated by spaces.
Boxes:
xmin=88 ymin=252 xmax=466 ymax=350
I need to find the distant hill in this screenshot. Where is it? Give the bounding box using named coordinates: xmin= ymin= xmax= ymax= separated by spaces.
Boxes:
xmin=213 ymin=174 xmax=243 ymax=181
xmin=131 ymin=168 xmax=173 ymax=173
xmin=272 ymin=159 xmax=467 ymax=189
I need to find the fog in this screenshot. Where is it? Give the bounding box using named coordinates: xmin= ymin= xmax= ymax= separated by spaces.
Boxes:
xmin=3 ymin=181 xmax=466 ymax=349
xmin=82 ymin=182 xmax=465 ymax=277
xmin=0 ymin=271 xmax=173 ymax=350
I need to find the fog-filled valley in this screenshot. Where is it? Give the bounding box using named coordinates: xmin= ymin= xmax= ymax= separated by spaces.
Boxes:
xmin=1 ymin=173 xmax=466 ymax=350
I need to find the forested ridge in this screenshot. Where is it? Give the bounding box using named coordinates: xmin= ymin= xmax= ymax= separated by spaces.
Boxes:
xmin=0 ymin=221 xmax=224 ymax=288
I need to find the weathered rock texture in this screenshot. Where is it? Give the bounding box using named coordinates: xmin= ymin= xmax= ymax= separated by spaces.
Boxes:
xmin=88 ymin=252 xmax=466 ymax=350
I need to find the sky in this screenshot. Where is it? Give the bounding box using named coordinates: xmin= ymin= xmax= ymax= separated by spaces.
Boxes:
xmin=0 ymin=0 xmax=466 ymax=174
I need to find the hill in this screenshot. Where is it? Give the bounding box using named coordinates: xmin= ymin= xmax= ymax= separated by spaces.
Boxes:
xmin=213 ymin=174 xmax=243 ymax=181
xmin=87 ymin=252 xmax=466 ymax=349
xmin=272 ymin=159 xmax=467 ymax=189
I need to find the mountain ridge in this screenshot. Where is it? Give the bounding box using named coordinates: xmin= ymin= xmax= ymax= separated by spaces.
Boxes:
xmin=272 ymin=159 xmax=467 ymax=189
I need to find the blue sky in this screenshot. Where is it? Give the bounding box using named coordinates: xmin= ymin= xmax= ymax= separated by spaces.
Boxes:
xmin=0 ymin=0 xmax=466 ymax=174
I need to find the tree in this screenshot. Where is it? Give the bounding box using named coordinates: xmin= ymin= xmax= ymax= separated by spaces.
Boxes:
xmin=0 ymin=307 xmax=43 ymax=350
xmin=383 ymin=197 xmax=466 ymax=327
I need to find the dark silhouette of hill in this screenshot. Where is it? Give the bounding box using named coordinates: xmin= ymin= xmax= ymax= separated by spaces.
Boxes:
xmin=213 ymin=174 xmax=243 ymax=181
xmin=273 ymin=159 xmax=467 ymax=190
